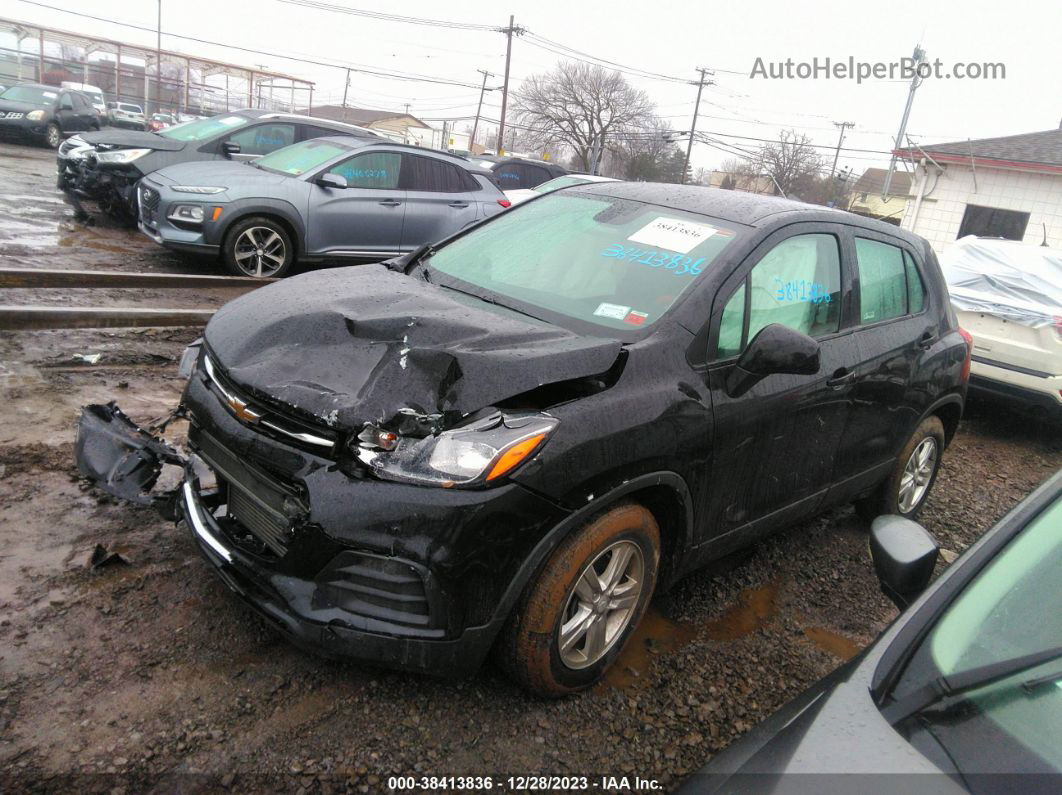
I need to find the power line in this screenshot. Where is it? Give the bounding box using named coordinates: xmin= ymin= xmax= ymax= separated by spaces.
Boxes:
xmin=273 ymin=0 xmax=499 ymax=31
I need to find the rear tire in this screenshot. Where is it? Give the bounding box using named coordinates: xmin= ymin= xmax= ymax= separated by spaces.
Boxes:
xmin=855 ymin=415 xmax=945 ymax=522
xmin=499 ymin=503 xmax=660 ymax=697
xmin=222 ymin=216 xmax=295 ymax=278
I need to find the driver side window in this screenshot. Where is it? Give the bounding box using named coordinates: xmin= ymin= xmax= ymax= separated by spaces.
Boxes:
xmin=715 ymin=233 xmax=842 ymax=358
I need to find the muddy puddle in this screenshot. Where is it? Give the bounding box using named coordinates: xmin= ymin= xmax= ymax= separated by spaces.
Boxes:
xmin=804 ymin=627 xmax=861 ymax=661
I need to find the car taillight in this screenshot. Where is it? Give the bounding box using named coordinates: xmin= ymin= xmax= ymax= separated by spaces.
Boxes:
xmin=497 ymin=199 xmax=511 ymax=208
xmin=959 ymin=327 xmax=973 ymax=382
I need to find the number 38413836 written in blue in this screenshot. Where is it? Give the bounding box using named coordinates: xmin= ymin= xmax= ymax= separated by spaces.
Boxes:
xmin=775 ymin=278 xmax=832 ymax=304
xmin=601 ymin=244 xmax=705 ymax=276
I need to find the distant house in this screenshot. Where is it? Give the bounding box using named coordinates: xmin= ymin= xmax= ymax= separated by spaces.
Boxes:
xmin=893 ymin=128 xmax=1062 ymax=250
xmin=847 ymin=167 xmax=911 ymax=226
xmin=303 ymin=105 xmax=431 ymax=143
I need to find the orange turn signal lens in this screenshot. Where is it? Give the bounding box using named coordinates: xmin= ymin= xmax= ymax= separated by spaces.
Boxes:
xmin=486 ymin=433 xmax=548 ymax=481
xmin=211 ymin=206 xmax=223 ymax=221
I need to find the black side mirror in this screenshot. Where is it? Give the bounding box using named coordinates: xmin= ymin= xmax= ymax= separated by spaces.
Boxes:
xmin=222 ymin=141 xmax=241 ymax=156
xmin=61 ymin=101 xmax=73 ymax=111
xmin=870 ymin=515 xmax=939 ymax=609
xmin=316 ymin=173 xmax=348 ymax=190
xmin=726 ymin=323 xmax=820 ymax=397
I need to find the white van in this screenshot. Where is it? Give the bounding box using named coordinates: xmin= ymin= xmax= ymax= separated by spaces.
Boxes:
xmin=60 ymin=82 xmax=106 ymax=114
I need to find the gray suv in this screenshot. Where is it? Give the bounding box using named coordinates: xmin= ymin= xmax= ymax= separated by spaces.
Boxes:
xmin=137 ymin=137 xmax=509 ymax=277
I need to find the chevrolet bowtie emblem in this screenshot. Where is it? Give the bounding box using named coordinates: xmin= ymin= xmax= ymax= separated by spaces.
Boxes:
xmin=227 ymin=396 xmax=262 ymax=423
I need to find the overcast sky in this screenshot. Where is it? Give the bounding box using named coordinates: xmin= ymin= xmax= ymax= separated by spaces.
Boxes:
xmin=5 ymin=0 xmax=1060 ymax=175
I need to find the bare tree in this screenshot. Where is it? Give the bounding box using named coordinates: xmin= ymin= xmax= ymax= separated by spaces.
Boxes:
xmin=514 ymin=62 xmax=656 ymax=171
xmin=608 ymin=118 xmax=677 ymax=180
xmin=748 ymin=130 xmax=825 ymax=196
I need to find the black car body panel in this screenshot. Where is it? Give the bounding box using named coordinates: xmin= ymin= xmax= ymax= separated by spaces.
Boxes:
xmin=74 ymin=185 xmax=970 ymax=676
xmin=681 ymin=469 xmax=1062 ymax=792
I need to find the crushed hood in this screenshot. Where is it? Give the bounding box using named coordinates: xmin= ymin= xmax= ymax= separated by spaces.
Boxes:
xmin=80 ymin=128 xmax=185 ymax=151
xmin=204 ymin=265 xmax=623 ymax=429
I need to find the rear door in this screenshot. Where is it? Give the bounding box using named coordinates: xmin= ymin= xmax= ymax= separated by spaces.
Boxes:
xmin=398 ymin=154 xmax=476 ymax=250
xmin=833 ymin=229 xmax=939 ymax=495
xmin=703 ymin=226 xmax=859 ymax=539
xmin=305 ymin=150 xmax=405 ymax=257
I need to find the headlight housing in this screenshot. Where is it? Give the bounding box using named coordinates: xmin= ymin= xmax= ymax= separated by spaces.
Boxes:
xmin=356 ymin=412 xmax=558 ymax=488
xmin=171 ymin=185 xmax=227 ymax=195
xmin=27 ymin=110 xmax=46 ymax=121
xmin=178 ymin=339 xmax=203 ymax=379
xmin=95 ymin=148 xmax=151 ymax=164
xmin=168 ymin=204 xmax=205 ymax=223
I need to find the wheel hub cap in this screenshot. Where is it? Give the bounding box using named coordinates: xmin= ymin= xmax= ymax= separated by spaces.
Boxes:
xmin=558 ymin=540 xmax=644 ymax=670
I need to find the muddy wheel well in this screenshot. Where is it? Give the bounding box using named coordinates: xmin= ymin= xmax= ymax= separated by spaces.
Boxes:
xmin=627 ymin=485 xmax=688 ymax=588
xmin=933 ymin=401 xmax=962 ymax=445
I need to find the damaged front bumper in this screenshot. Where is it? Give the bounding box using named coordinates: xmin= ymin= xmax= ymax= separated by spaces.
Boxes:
xmin=74 ymin=386 xmax=569 ymax=677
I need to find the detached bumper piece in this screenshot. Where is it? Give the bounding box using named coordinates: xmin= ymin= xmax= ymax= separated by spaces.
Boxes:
xmin=74 ymin=403 xmax=185 ymax=518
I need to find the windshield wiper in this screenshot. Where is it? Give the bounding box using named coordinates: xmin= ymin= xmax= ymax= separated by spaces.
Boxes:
xmin=882 ymin=645 xmax=1062 ymax=724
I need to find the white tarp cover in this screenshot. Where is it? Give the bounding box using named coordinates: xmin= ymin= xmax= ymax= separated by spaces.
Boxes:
xmin=940 ymin=236 xmax=1062 ymax=328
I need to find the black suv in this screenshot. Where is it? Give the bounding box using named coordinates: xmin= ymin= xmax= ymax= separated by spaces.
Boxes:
xmin=469 ymin=154 xmax=568 ymax=189
xmin=0 ymin=83 xmax=100 ymax=148
xmin=57 ymin=109 xmax=382 ymax=219
xmin=76 ymin=184 xmax=971 ymax=695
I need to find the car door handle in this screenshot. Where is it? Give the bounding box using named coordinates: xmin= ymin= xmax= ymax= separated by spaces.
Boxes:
xmin=448 ymin=201 xmax=469 ymax=208
xmin=378 ymin=200 xmax=402 ymax=207
xmin=826 ymin=368 xmax=856 ymax=388
xmin=917 ymin=331 xmax=937 ymax=350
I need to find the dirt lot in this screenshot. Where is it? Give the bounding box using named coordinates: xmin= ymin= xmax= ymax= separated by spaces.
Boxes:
xmin=1 ymin=141 xmax=1060 ymax=793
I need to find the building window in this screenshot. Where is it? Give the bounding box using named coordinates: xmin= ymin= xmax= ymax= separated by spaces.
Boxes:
xmin=957 ymin=204 xmax=1030 ymax=241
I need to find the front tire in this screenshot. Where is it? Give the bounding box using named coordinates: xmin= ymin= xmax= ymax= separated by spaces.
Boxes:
xmin=499 ymin=503 xmax=660 ymax=697
xmin=45 ymin=123 xmax=62 ymax=149
xmin=856 ymin=415 xmax=945 ymax=521
xmin=222 ymin=217 xmax=295 ymax=278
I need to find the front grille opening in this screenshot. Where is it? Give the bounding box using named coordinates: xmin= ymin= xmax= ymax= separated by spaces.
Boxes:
xmin=314 ymin=552 xmax=432 ymax=628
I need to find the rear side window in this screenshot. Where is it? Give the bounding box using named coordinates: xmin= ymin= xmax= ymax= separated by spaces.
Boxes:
xmin=226 ymin=123 xmax=296 ymax=156
xmin=329 ymin=151 xmax=401 ymax=189
xmin=402 ymin=155 xmax=468 ymax=193
xmin=904 ymin=251 xmax=926 ymax=313
xmin=493 ymin=163 xmax=551 ymax=190
xmin=855 ymin=238 xmax=910 ymax=324
xmin=715 ymin=233 xmax=841 ymax=357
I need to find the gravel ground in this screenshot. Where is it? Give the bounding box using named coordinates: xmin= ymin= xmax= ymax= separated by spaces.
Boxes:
xmin=1 ymin=141 xmax=1060 ymax=793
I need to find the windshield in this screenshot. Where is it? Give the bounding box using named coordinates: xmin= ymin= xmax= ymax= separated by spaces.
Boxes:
xmin=532 ymin=175 xmax=592 ymax=194
xmin=901 ymin=494 xmax=1062 ymax=769
xmin=1 ymin=85 xmax=58 ymax=106
xmin=254 ymin=139 xmax=352 ymax=176
xmin=427 ymin=193 xmax=740 ymax=332
xmin=160 ymin=114 xmax=247 ymax=141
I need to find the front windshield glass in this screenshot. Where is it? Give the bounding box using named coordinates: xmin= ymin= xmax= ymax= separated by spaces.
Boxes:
xmin=254 ymin=140 xmax=351 ymax=176
xmin=1 ymin=86 xmax=58 ymax=106
xmin=907 ymin=494 xmax=1062 ymax=769
xmin=427 ymin=193 xmax=740 ymax=331
xmin=160 ymin=114 xmax=248 ymax=141
xmin=532 ymin=175 xmax=591 ymax=194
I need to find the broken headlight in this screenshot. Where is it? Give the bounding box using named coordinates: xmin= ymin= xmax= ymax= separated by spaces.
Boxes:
xmin=356 ymin=412 xmax=558 ymax=488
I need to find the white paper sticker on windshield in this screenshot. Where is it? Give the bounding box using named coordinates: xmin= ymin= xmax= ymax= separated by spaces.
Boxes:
xmin=593 ymin=302 xmax=630 ymax=320
xmin=628 ymin=217 xmax=717 ymax=254
xmin=217 ymin=116 xmax=245 ymax=127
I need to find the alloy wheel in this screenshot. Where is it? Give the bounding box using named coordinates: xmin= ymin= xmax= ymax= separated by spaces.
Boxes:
xmin=898 ymin=437 xmax=938 ymax=513
xmin=558 ymin=540 xmax=644 ymax=670
xmin=232 ymin=226 xmax=286 ymax=277
xmin=47 ymin=125 xmax=61 ymax=148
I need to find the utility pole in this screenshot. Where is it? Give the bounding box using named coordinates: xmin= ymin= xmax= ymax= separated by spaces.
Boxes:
xmin=155 ymin=0 xmax=162 ymax=114
xmin=440 ymin=120 xmax=448 ymax=151
xmin=681 ymin=67 xmax=714 ymax=184
xmin=830 ymin=121 xmax=855 ymax=177
xmin=341 ymin=67 xmax=351 ymax=109
xmin=470 ymin=69 xmax=493 ymax=151
xmin=882 ymin=44 xmax=926 ymax=199
xmin=497 ymin=16 xmax=522 ymax=156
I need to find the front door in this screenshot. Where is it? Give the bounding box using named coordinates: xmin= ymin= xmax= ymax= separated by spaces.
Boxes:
xmin=703 ymin=227 xmax=859 ymax=543
xmin=56 ymin=92 xmax=85 ymax=134
xmin=398 ymin=154 xmax=478 ymax=251
xmin=306 ymin=150 xmax=406 ymax=258
xmin=221 ymin=122 xmax=296 ymax=162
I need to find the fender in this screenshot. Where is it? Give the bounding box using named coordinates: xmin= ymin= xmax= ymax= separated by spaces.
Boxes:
xmin=211 ymin=198 xmax=307 ymax=254
xmin=479 ymin=471 xmax=694 ymax=632
xmin=920 ymin=390 xmax=965 ymax=445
